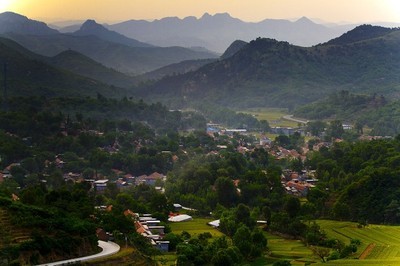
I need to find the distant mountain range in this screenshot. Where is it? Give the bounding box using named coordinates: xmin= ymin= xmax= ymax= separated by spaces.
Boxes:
xmin=50 ymin=13 xmax=400 ymax=54
xmin=1 ymin=11 xmax=399 ymax=111
xmin=135 ymin=25 xmax=400 ymax=109
xmin=103 ymin=13 xmax=353 ymax=53
xmin=0 ymin=12 xmax=218 ymax=75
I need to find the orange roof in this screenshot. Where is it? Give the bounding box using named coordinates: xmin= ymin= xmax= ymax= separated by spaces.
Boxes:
xmin=135 ymin=221 xmax=147 ymax=234
xmin=147 ymin=172 xmax=164 ymax=180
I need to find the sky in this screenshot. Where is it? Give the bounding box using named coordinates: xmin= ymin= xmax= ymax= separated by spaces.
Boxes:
xmin=0 ymin=0 xmax=399 ymax=24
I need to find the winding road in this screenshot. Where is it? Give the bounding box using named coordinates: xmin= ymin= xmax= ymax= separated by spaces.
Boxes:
xmin=37 ymin=240 xmax=120 ymax=266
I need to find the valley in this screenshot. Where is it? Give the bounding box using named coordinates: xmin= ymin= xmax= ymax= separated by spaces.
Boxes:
xmin=0 ymin=5 xmax=399 ymax=266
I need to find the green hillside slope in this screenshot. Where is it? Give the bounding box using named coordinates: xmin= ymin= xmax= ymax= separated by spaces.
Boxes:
xmin=0 ymin=37 xmax=128 ymax=98
xmin=137 ymin=25 xmax=400 ymax=109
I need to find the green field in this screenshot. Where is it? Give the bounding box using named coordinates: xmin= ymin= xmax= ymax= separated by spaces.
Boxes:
xmin=262 ymin=232 xmax=316 ymax=265
xmin=157 ymin=218 xmax=224 ymax=265
xmin=168 ymin=218 xmax=224 ymax=238
xmin=158 ymin=219 xmax=400 ymax=266
xmin=239 ymin=107 xmax=299 ymax=128
xmin=314 ymin=220 xmax=400 ymax=265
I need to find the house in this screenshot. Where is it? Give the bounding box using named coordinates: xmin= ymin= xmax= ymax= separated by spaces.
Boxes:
xmin=207 ymin=219 xmax=220 ymax=228
xmin=94 ymin=179 xmax=109 ymax=192
xmin=168 ymin=214 xmax=192 ymax=222
xmin=96 ymin=228 xmax=109 ymax=241
xmin=135 ymin=172 xmax=166 ymax=186
xmin=155 ymin=241 xmax=169 ymax=252
xmin=173 ymin=203 xmax=182 ymax=211
xmin=148 ymin=225 xmax=165 ymax=235
xmin=116 ymin=178 xmax=128 ymax=189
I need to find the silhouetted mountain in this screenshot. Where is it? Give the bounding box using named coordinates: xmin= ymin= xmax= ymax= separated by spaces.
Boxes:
xmin=0 ymin=37 xmax=128 ymax=98
xmin=136 ymin=26 xmax=400 ymax=108
xmin=108 ymin=13 xmax=345 ymax=52
xmin=0 ymin=12 xmax=58 ymax=35
xmin=221 ymin=40 xmax=248 ymax=59
xmin=325 ymin=24 xmax=396 ymax=45
xmin=3 ymin=32 xmax=218 ymax=75
xmin=47 ymin=50 xmax=137 ymax=88
xmin=73 ymin=19 xmax=152 ymax=47
xmin=139 ymin=58 xmax=216 ymax=81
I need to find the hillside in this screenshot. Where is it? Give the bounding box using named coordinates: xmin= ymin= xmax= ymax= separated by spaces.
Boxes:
xmin=135 ymin=25 xmax=400 ymax=109
xmin=0 ymin=12 xmax=58 ymax=35
xmin=0 ymin=196 xmax=98 ymax=265
xmin=3 ymin=32 xmax=218 ymax=75
xmin=73 ymin=19 xmax=152 ymax=48
xmin=47 ymin=50 xmax=137 ymax=88
xmin=0 ymin=37 xmax=128 ymax=98
xmin=139 ymin=58 xmax=216 ymax=81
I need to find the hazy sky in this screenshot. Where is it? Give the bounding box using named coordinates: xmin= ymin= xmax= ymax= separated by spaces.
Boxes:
xmin=1 ymin=0 xmax=399 ymax=23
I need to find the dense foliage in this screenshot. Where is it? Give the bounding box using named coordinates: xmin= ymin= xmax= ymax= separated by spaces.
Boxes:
xmin=305 ymin=137 xmax=400 ymax=224
xmin=137 ymin=26 xmax=400 ymax=109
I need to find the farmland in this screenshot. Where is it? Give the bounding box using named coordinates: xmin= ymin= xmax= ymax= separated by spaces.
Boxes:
xmin=239 ymin=108 xmax=300 ymax=128
xmin=168 ymin=218 xmax=223 ymax=238
xmin=262 ymin=232 xmax=316 ymax=265
xmin=155 ymin=218 xmax=400 ymax=265
xmin=314 ymin=220 xmax=400 ymax=265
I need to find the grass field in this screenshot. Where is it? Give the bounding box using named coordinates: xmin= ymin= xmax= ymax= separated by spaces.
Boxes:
xmin=156 ymin=218 xmax=224 ymax=265
xmin=157 ymin=218 xmax=400 ymax=265
xmin=262 ymin=232 xmax=316 ymax=265
xmin=168 ymin=217 xmax=224 ymax=238
xmin=239 ymin=107 xmax=299 ymax=128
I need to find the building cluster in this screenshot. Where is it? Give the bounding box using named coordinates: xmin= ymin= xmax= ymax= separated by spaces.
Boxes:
xmin=281 ymin=170 xmax=317 ymax=196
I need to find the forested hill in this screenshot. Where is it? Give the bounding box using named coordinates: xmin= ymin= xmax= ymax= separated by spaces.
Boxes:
xmin=0 ymin=37 xmax=129 ymax=98
xmin=136 ymin=25 xmax=400 ymax=109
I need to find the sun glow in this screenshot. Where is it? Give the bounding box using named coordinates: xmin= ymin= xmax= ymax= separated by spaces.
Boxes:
xmin=0 ymin=0 xmax=14 ymax=12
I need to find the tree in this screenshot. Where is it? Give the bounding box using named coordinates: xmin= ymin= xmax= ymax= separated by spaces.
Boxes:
xmin=327 ymin=120 xmax=344 ymax=139
xmin=284 ymin=197 xmax=301 ymax=218
xmin=384 ymin=200 xmax=400 ymax=224
xmin=233 ymin=225 xmax=252 ymax=258
xmin=307 ymin=120 xmax=326 ymax=137
xmin=211 ymin=250 xmax=234 ymax=266
xmin=235 ymin=203 xmax=256 ymax=229
xmin=214 ymin=176 xmax=237 ymax=207
xmin=310 ymin=246 xmax=331 ymax=263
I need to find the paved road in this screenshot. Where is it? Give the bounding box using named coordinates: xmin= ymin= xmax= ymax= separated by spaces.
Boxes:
xmin=37 ymin=240 xmax=120 ymax=266
xmin=282 ymin=115 xmax=309 ymax=125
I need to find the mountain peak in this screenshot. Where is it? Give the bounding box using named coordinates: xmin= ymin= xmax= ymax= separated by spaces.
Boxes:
xmin=201 ymin=12 xmax=212 ymax=19
xmin=0 ymin=11 xmax=28 ymax=22
xmin=74 ymin=18 xmax=153 ymax=48
xmin=79 ymin=19 xmax=104 ymax=32
xmin=200 ymin=12 xmax=233 ymax=21
xmin=0 ymin=11 xmax=58 ymax=35
xmin=326 ymin=24 xmax=395 ymax=45
xmin=295 ymin=16 xmax=314 ymax=24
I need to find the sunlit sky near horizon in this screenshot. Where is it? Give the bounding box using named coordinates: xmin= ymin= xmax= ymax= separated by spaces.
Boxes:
xmin=0 ymin=0 xmax=399 ymax=24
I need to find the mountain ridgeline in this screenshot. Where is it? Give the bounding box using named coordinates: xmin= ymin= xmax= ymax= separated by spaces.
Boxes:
xmin=136 ymin=25 xmax=400 ymax=109
xmin=0 ymin=12 xmax=218 ymax=75
xmin=106 ymin=13 xmax=350 ymax=53
xmin=0 ymin=37 xmax=129 ymax=98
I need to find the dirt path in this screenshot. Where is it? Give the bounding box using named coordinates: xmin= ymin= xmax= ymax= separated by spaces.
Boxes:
xmin=359 ymin=243 xmax=376 ymax=259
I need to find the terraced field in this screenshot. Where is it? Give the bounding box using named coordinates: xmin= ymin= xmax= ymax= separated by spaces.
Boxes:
xmin=0 ymin=208 xmax=32 ymax=247
xmin=315 ymin=220 xmax=400 ymax=265
xmin=262 ymin=232 xmax=316 ymax=265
